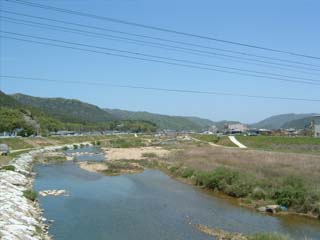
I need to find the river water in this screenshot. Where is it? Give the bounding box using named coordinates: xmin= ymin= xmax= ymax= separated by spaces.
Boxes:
xmin=34 ymin=148 xmax=320 ymax=240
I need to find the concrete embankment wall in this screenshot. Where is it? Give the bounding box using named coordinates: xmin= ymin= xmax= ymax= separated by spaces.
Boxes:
xmin=0 ymin=143 xmax=91 ymax=240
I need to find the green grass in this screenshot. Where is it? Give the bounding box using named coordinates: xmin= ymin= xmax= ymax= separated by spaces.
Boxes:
xmin=192 ymin=134 xmax=219 ymax=143
xmin=108 ymin=138 xmax=146 ymax=148
xmin=23 ymin=189 xmax=37 ymax=201
xmin=237 ymin=136 xmax=320 ymax=154
xmin=0 ymin=165 xmax=15 ymax=171
xmin=216 ymin=136 xmax=237 ymax=147
xmin=0 ymin=138 xmax=33 ymax=150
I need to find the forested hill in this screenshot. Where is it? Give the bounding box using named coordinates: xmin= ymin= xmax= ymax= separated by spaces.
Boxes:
xmin=250 ymin=113 xmax=318 ymax=129
xmin=12 ymin=93 xmax=115 ymax=124
xmin=1 ymin=92 xmax=156 ymax=135
xmin=0 ymin=90 xmax=22 ymax=108
xmin=282 ymin=116 xmax=320 ymax=129
xmin=104 ymin=108 xmax=214 ymax=131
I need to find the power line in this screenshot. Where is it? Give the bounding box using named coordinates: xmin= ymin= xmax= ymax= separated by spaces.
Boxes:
xmin=2 ymin=16 xmax=320 ymax=76
xmin=1 ymin=31 xmax=320 ymax=86
xmin=2 ymin=10 xmax=319 ymax=70
xmin=4 ymin=0 xmax=320 ymax=60
xmin=1 ymin=74 xmax=319 ymax=102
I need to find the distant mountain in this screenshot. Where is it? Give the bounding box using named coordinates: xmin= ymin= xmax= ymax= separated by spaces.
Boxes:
xmin=1 ymin=92 xmax=157 ymax=134
xmin=282 ymin=115 xmax=320 ymax=129
xmin=251 ymin=113 xmax=318 ymax=129
xmin=12 ymin=93 xmax=115 ymax=124
xmin=104 ymin=108 xmax=215 ymax=131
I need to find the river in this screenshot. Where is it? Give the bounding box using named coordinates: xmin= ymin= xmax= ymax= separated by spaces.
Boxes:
xmin=33 ymin=148 xmax=320 ymax=240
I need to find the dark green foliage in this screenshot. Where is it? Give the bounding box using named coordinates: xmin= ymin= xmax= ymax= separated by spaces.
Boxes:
xmin=193 ymin=167 xmax=253 ymax=197
xmin=272 ymin=176 xmax=308 ymax=208
xmin=180 ymin=168 xmax=194 ymax=178
xmin=0 ymin=165 xmax=15 ymax=171
xmin=23 ymin=189 xmax=37 ymax=201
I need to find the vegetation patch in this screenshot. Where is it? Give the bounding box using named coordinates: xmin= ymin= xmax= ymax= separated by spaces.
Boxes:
xmin=102 ymin=160 xmax=144 ymax=176
xmin=23 ymin=189 xmax=37 ymax=201
xmin=109 ymin=138 xmax=146 ymax=148
xmin=0 ymin=165 xmax=15 ymax=171
xmin=195 ymin=224 xmax=288 ymax=240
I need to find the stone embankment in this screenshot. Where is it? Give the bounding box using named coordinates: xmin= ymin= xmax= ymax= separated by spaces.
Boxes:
xmin=0 ymin=142 xmax=91 ymax=240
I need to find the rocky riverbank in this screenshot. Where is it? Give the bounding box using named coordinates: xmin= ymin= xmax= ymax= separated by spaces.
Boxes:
xmin=0 ymin=142 xmax=91 ymax=240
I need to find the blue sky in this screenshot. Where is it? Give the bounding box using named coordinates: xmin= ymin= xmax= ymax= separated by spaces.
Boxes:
xmin=1 ymin=0 xmax=319 ymax=123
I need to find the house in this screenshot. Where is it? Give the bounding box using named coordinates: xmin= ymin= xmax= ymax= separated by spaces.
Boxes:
xmin=208 ymin=125 xmax=218 ymax=134
xmin=0 ymin=144 xmax=10 ymax=155
xmin=225 ymin=123 xmax=248 ymax=134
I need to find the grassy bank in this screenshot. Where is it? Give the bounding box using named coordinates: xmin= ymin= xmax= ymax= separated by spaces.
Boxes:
xmin=236 ymin=136 xmax=320 ymax=154
xmin=162 ymin=145 xmax=320 ymax=218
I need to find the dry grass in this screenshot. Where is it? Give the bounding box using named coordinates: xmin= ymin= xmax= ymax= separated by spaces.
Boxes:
xmin=168 ymin=145 xmax=320 ymax=185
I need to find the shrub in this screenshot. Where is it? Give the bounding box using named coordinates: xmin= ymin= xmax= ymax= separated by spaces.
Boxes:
xmin=251 ymin=187 xmax=267 ymax=200
xmin=23 ymin=189 xmax=37 ymax=201
xmin=272 ymin=176 xmax=307 ymax=208
xmin=169 ymin=165 xmax=180 ymax=175
xmin=180 ymin=168 xmax=194 ymax=178
xmin=0 ymin=165 xmax=15 ymax=171
xmin=193 ymin=167 xmax=254 ymax=198
xmin=73 ymin=144 xmax=78 ymax=149
xmin=224 ymin=177 xmax=254 ymax=198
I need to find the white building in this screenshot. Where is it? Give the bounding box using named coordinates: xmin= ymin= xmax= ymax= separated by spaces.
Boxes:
xmin=225 ymin=123 xmax=248 ymax=133
xmin=315 ymin=124 xmax=320 ymax=137
xmin=208 ymin=125 xmax=218 ymax=134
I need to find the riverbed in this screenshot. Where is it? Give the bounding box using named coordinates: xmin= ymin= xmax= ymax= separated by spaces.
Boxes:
xmin=34 ymin=148 xmax=320 ymax=240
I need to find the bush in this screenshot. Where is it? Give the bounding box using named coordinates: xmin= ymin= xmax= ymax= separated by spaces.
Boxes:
xmin=0 ymin=165 xmax=15 ymax=171
xmin=272 ymin=176 xmax=307 ymax=208
xmin=180 ymin=168 xmax=194 ymax=178
xmin=251 ymin=187 xmax=267 ymax=200
xmin=23 ymin=189 xmax=37 ymax=201
xmin=193 ymin=167 xmax=254 ymax=197
xmin=224 ymin=177 xmax=254 ymax=198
